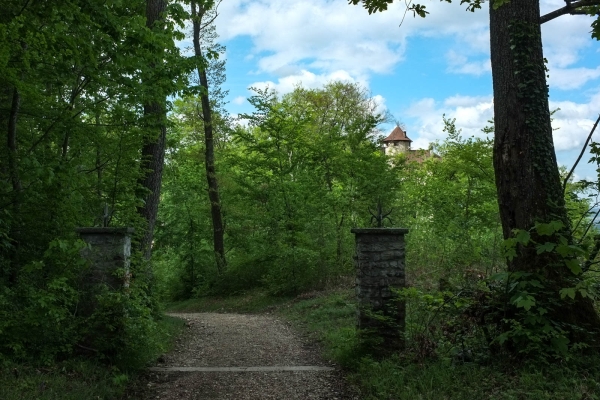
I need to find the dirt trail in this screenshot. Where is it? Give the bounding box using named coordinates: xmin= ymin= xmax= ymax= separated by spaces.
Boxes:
xmin=142 ymin=313 xmax=359 ymax=400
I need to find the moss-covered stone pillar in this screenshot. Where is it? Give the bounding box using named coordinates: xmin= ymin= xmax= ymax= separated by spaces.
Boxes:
xmin=351 ymin=228 xmax=408 ymax=352
xmin=75 ymin=227 xmax=134 ymax=290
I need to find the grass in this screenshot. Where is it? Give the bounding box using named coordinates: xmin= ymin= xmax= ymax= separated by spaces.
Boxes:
xmin=164 ymin=288 xmax=294 ymax=313
xmin=0 ymin=315 xmax=185 ymax=400
xmin=279 ymin=289 xmax=600 ymax=400
xmin=0 ymin=360 xmax=128 ymax=400
xmin=163 ymin=288 xmax=600 ymax=399
xmin=279 ymin=290 xmax=361 ymax=368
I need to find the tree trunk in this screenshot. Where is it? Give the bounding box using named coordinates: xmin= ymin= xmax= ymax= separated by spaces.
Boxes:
xmin=191 ymin=1 xmax=227 ymax=273
xmin=7 ymin=85 xmax=22 ymax=284
xmin=490 ymin=0 xmax=565 ymax=248
xmin=137 ymin=0 xmax=168 ymax=261
xmin=490 ymin=0 xmax=600 ymax=332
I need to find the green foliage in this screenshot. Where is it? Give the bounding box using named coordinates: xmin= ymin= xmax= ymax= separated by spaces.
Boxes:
xmin=283 ymin=289 xmax=600 ymax=400
xmin=349 ymin=0 xmax=600 ymax=40
xmin=349 ymin=0 xmax=485 ymax=17
xmin=0 ymin=315 xmax=184 ymax=400
xmin=396 ymin=286 xmax=490 ymax=363
xmin=0 ymin=361 xmax=128 ymax=400
xmin=396 ymin=117 xmax=503 ymax=288
xmin=165 ymin=288 xmax=293 ymax=313
xmin=0 ymin=0 xmax=191 ymax=371
xmin=156 ymin=81 xmax=400 ymax=296
xmin=0 ymin=239 xmax=87 ymax=364
xmin=0 ymin=238 xmax=170 ymax=369
xmin=485 ymin=220 xmax=600 ymax=359
xmin=280 ymin=290 xmax=362 ymax=368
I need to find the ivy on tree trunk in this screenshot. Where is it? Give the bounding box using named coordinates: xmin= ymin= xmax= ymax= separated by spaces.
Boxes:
xmin=490 ymin=0 xmax=600 ymax=333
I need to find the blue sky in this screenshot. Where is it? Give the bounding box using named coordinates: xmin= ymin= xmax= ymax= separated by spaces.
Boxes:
xmin=202 ymin=0 xmax=600 ymax=179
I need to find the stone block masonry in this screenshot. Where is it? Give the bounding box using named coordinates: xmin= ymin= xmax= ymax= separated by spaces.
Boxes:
xmin=351 ymin=228 xmax=408 ymax=352
xmin=75 ymin=227 xmax=134 ymax=290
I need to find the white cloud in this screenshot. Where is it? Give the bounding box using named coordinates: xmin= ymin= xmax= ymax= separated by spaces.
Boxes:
xmin=232 ymin=96 xmax=246 ymax=105
xmin=372 ymin=94 xmax=388 ymax=116
xmin=402 ymin=88 xmax=600 ymax=154
xmin=540 ymin=0 xmax=600 ymax=90
xmin=217 ymin=0 xmax=490 ymax=81
xmin=217 ymin=0 xmax=405 ymax=78
xmin=550 ymin=88 xmax=600 ymax=151
xmin=446 ymin=50 xmax=490 ymax=76
xmin=548 ymin=66 xmax=600 ymax=91
xmin=541 ymin=0 xmax=596 ymax=67
xmin=215 ymin=0 xmax=599 ymax=96
xmin=249 ymin=69 xmax=357 ymax=95
xmin=404 ymin=95 xmax=493 ymax=149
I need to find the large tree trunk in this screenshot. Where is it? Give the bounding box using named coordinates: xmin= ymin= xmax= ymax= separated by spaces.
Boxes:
xmin=137 ymin=0 xmax=168 ymax=261
xmin=490 ymin=0 xmax=600 ymax=333
xmin=490 ymin=0 xmax=565 ymax=249
xmin=191 ymin=1 xmax=227 ymax=273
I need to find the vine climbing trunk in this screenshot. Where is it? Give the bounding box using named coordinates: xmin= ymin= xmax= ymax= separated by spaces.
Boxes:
xmin=191 ymin=1 xmax=227 ymax=273
xmin=137 ymin=0 xmax=168 ymax=261
xmin=490 ymin=0 xmax=600 ymax=331
xmin=490 ymin=0 xmax=565 ymax=245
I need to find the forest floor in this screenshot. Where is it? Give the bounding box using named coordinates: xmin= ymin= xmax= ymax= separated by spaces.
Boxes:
xmin=146 ymin=290 xmax=600 ymax=400
xmin=135 ymin=312 xmax=359 ymax=400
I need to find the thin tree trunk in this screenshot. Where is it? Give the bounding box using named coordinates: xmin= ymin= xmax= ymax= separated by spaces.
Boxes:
xmin=8 ymin=87 xmax=22 ymax=195
xmin=489 ymin=0 xmax=600 ymax=332
xmin=137 ymin=0 xmax=168 ymax=261
xmin=191 ymin=1 xmax=227 ymax=273
xmin=7 ymin=85 xmax=22 ymax=284
xmin=95 ymin=114 xmax=103 ymax=200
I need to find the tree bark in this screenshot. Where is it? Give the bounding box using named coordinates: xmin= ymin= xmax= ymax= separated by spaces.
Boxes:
xmin=490 ymin=0 xmax=600 ymax=332
xmin=8 ymin=87 xmax=22 ymax=196
xmin=7 ymin=85 xmax=22 ymax=284
xmin=137 ymin=0 xmax=168 ymax=261
xmin=490 ymin=0 xmax=568 ymax=262
xmin=191 ymin=1 xmax=227 ymax=273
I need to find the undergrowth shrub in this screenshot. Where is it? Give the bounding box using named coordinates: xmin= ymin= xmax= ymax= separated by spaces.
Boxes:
xmin=0 ymin=239 xmax=88 ymax=364
xmin=0 ymin=238 xmax=168 ymax=369
xmin=397 ymin=279 xmax=492 ymax=364
xmin=396 ymin=221 xmax=600 ymax=363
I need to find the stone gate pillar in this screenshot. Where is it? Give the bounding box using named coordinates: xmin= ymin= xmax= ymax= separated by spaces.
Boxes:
xmin=351 ymin=228 xmax=408 ymax=352
xmin=75 ymin=227 xmax=134 ymax=290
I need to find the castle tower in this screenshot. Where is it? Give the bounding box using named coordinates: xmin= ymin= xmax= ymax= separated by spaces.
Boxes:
xmin=383 ymin=126 xmax=412 ymax=156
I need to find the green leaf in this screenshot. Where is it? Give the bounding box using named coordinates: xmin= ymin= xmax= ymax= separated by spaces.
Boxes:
xmin=535 ymin=220 xmax=564 ymax=236
xmin=537 ymin=307 xmax=547 ymax=316
xmin=514 ymin=294 xmax=535 ymax=311
xmin=528 ymin=279 xmax=544 ymax=288
xmin=514 ymin=229 xmax=530 ymax=245
xmin=492 ymin=0 xmax=511 ymax=9
xmin=556 ymin=244 xmax=571 ymax=257
xmin=536 ymin=242 xmax=555 ymax=254
xmin=564 ymin=259 xmax=582 ymax=275
xmin=550 ymin=336 xmax=570 ymax=355
xmin=560 ymin=287 xmax=576 ymax=300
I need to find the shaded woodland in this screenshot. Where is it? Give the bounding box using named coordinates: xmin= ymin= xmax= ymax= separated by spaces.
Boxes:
xmin=3 ymin=0 xmax=600 ymax=398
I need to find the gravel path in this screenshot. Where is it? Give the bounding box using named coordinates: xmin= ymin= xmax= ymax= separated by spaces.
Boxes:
xmin=142 ymin=313 xmax=360 ymax=400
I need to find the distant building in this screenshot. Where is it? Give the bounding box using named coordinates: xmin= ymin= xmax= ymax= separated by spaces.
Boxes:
xmin=382 ymin=126 xmax=438 ymax=163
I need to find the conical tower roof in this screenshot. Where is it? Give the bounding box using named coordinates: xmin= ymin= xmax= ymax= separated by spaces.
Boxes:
xmin=383 ymin=126 xmax=412 ymax=142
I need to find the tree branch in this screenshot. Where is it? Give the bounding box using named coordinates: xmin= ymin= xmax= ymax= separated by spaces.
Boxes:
xmin=541 ymin=0 xmax=600 ymax=24
xmin=563 ymin=114 xmax=600 ymax=194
